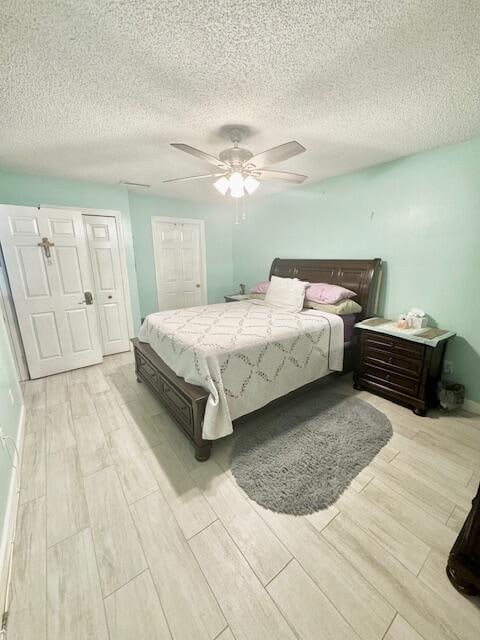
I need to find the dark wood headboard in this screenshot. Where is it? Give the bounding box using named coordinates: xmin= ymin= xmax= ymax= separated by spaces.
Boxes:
xmin=269 ymin=258 xmax=382 ymax=319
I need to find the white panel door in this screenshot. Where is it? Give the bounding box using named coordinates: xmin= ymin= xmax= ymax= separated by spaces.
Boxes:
xmin=0 ymin=205 xmax=103 ymax=378
xmin=152 ymin=219 xmax=205 ymax=311
xmin=84 ymin=215 xmax=130 ymax=355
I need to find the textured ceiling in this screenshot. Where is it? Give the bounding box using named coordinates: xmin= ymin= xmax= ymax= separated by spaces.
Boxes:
xmin=1 ymin=1 xmax=480 ymax=203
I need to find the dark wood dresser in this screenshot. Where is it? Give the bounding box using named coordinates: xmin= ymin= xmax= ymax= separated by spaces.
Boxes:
xmin=353 ymin=318 xmax=455 ymax=416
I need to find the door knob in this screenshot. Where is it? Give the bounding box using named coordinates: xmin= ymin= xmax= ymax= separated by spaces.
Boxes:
xmin=196 ymin=284 xmax=201 ymax=288
xmin=78 ymin=291 xmax=94 ymax=305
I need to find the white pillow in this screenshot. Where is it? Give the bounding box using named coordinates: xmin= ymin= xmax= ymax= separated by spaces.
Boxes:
xmin=265 ymin=276 xmax=309 ymax=312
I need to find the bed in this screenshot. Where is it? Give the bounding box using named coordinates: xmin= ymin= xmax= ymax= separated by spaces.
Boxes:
xmin=133 ymin=257 xmax=382 ymax=460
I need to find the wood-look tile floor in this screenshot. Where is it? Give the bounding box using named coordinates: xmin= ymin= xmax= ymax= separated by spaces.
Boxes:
xmin=9 ymin=352 xmax=480 ymax=640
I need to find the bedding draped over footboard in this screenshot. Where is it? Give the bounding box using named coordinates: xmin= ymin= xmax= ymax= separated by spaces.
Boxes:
xmin=138 ymin=300 xmax=344 ymax=439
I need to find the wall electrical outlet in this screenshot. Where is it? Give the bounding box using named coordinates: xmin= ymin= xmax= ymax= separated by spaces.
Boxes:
xmin=443 ymin=360 xmax=453 ymax=376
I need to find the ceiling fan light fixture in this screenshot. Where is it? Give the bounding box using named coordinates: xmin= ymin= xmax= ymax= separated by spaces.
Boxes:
xmin=244 ymin=175 xmax=259 ymax=195
xmin=214 ymin=176 xmax=230 ymax=195
xmin=229 ymin=171 xmax=244 ymax=198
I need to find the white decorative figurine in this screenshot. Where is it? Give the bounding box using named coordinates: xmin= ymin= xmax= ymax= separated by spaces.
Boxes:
xmin=406 ymin=308 xmax=428 ymax=329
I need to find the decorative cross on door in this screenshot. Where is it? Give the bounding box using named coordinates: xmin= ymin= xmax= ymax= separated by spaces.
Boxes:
xmin=37 ymin=237 xmax=55 ymax=258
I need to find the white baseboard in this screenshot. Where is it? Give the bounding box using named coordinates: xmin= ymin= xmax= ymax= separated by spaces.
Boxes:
xmin=0 ymin=403 xmax=25 ymax=622
xmin=464 ymin=397 xmax=480 ymax=415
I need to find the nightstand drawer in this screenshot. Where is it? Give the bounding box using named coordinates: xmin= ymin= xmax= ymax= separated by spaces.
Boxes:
xmin=363 ymin=333 xmax=425 ymax=361
xmin=393 ymin=340 xmax=425 ymax=360
xmin=364 ymin=333 xmax=394 ymax=351
xmin=364 ymin=346 xmax=424 ymax=378
xmin=360 ymin=363 xmax=420 ymax=396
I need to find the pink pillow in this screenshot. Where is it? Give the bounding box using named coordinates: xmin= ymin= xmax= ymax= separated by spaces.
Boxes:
xmin=306 ymin=282 xmax=356 ymax=305
xmin=250 ymin=281 xmax=270 ymax=294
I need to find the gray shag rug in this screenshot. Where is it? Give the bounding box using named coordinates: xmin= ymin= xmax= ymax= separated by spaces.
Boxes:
xmin=231 ymin=392 xmax=392 ymax=515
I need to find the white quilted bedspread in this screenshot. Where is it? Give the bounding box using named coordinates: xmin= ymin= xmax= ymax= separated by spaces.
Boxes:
xmin=138 ymin=300 xmax=344 ymax=440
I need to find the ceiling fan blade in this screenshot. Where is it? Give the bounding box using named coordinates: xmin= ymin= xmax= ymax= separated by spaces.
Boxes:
xmin=255 ymin=169 xmax=307 ymax=184
xmin=170 ymin=143 xmax=229 ymax=169
xmin=163 ymin=172 xmax=225 ymax=184
xmin=249 ymin=141 xmax=306 ymax=168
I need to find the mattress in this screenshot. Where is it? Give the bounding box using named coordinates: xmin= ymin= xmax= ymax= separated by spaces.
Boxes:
xmin=138 ymin=299 xmax=344 ymax=440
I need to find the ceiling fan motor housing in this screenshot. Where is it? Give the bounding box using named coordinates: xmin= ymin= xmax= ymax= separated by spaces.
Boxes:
xmin=219 ymin=146 xmax=253 ymax=170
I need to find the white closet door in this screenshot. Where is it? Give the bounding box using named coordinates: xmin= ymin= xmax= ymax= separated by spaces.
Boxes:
xmin=0 ymin=205 xmax=103 ymax=378
xmin=152 ymin=219 xmax=205 ymax=311
xmin=84 ymin=215 xmax=130 ymax=355
xmin=179 ymin=223 xmax=203 ymax=308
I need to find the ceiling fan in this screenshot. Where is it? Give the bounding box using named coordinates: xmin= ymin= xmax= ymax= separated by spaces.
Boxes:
xmin=163 ymin=129 xmax=307 ymax=198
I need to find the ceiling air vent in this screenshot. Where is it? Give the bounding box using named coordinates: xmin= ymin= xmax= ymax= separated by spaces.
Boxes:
xmin=118 ymin=180 xmax=151 ymax=189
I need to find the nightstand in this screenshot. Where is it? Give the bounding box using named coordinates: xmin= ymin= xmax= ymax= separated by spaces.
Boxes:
xmin=353 ymin=318 xmax=455 ymax=416
xmin=224 ymin=294 xmax=251 ymax=303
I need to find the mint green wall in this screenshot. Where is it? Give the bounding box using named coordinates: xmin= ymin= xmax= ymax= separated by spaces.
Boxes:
xmin=0 ymin=312 xmax=23 ymax=541
xmin=0 ymin=169 xmax=141 ymax=331
xmin=233 ymin=136 xmax=480 ymax=403
xmin=128 ymin=192 xmax=233 ymax=317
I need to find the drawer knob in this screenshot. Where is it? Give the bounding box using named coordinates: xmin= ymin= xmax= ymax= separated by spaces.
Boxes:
xmin=385 ymin=374 xmax=390 ymax=381
xmin=388 ymin=357 xmax=393 ymax=363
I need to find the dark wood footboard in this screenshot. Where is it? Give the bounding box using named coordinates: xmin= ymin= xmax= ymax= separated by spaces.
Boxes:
xmin=132 ymin=338 xmax=211 ymax=461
